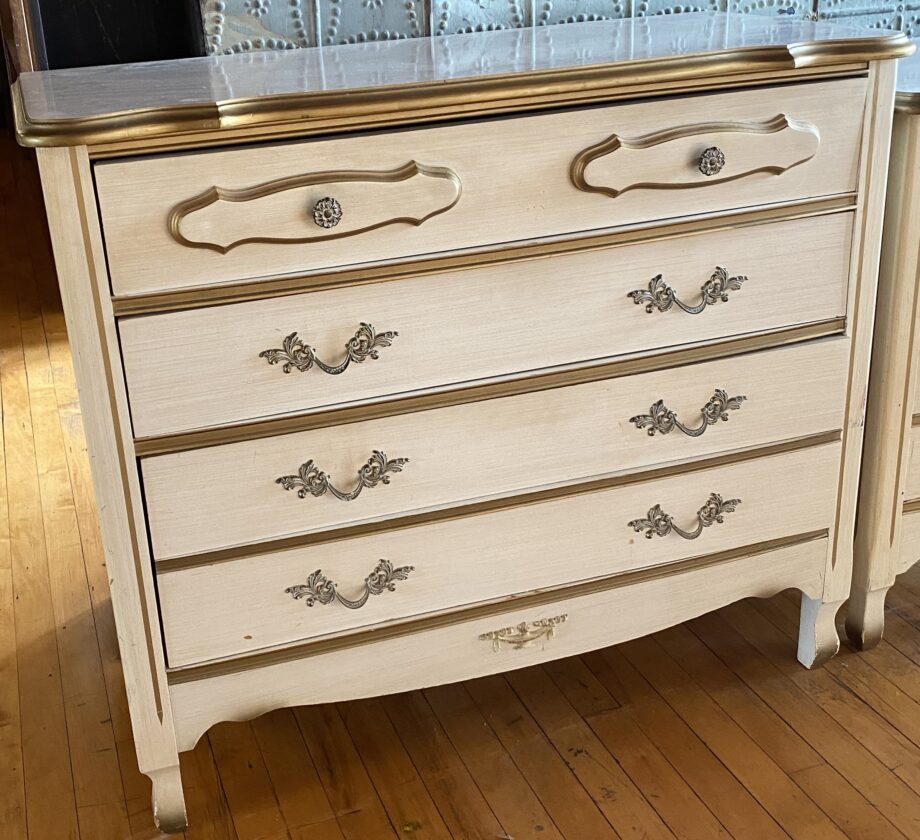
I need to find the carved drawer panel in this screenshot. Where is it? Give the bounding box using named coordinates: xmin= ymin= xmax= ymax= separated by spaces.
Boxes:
xmin=157 ymin=441 xmax=838 ymax=667
xmin=140 ymin=338 xmax=848 ymax=560
xmin=120 ymin=211 xmax=852 ymax=439
xmin=94 ymin=77 xmax=865 ymax=297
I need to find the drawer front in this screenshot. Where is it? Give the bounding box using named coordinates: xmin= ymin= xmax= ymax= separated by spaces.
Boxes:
xmin=122 ymin=212 xmax=852 ymax=438
xmin=158 ymin=442 xmax=838 ymax=667
xmin=97 ymin=78 xmax=865 ymax=297
xmin=142 ymin=338 xmax=848 ymax=560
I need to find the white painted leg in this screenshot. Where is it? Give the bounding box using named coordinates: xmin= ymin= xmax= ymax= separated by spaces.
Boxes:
xmin=148 ymin=764 xmax=187 ymax=834
xmin=798 ymin=595 xmax=845 ymax=669
xmin=845 ymin=586 xmax=889 ymax=650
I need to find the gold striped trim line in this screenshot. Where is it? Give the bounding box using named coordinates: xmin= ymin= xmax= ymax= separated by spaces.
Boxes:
xmin=134 ymin=318 xmax=846 ymax=457
xmin=15 ymin=41 xmax=904 ymax=150
xmin=112 ymin=195 xmax=856 ymax=316
xmin=154 ymin=430 xmax=841 ymax=573
xmin=165 ymin=528 xmax=828 ymax=684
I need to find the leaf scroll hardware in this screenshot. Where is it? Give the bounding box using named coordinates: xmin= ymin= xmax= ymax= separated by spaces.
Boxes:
xmin=259 ymin=323 xmax=398 ymax=375
xmin=276 ymin=450 xmax=409 ymax=502
xmin=628 ymin=267 xmax=747 ymax=315
xmin=628 ymin=493 xmax=741 ymax=540
xmin=479 ymin=615 xmax=568 ymax=652
xmin=630 ymin=389 xmax=747 ymax=437
xmin=285 ymin=559 xmax=414 ymax=610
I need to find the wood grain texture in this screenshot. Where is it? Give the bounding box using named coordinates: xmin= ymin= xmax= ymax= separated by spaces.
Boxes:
xmin=119 ymin=211 xmax=853 ymax=438
xmin=141 ymin=337 xmax=849 ymax=560
xmin=94 ymin=78 xmax=867 ymax=296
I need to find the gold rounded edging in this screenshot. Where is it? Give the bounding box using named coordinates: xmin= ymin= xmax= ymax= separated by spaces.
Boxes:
xmin=13 ymin=35 xmax=912 ymax=150
xmin=896 ymin=90 xmax=920 ymax=114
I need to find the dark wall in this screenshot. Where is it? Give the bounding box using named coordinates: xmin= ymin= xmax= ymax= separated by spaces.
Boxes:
xmin=35 ymin=0 xmax=206 ymax=69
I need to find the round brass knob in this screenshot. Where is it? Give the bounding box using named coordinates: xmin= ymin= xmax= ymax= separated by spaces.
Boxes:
xmin=698 ymin=147 xmax=725 ymax=177
xmin=313 ymin=196 xmax=343 ymax=228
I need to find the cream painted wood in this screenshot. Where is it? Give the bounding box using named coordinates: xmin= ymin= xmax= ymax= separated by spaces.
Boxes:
xmin=807 ymin=59 xmax=896 ymax=662
xmin=34 ymin=147 xmax=186 ymax=833
xmin=167 ymin=534 xmax=829 ymax=751
xmin=158 ymin=442 xmax=838 ymax=667
xmin=94 ymin=78 xmax=867 ymax=297
xmin=851 ymin=99 xmax=920 ymax=650
xmin=898 ymin=508 xmax=920 ymax=575
xmin=120 ymin=212 xmax=853 ymax=439
xmin=142 ymin=338 xmax=848 ymax=560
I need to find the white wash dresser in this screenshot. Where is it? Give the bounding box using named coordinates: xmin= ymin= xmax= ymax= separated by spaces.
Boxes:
xmin=851 ymin=41 xmax=920 ymax=648
xmin=13 ymin=14 xmax=911 ymax=832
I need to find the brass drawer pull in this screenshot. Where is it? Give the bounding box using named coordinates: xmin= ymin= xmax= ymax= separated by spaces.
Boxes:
xmin=628 ymin=267 xmax=746 ymax=314
xmin=285 ymin=559 xmax=414 ymax=609
xmin=259 ymin=322 xmax=398 ymax=375
xmin=480 ymin=615 xmax=568 ymax=651
xmin=313 ymin=196 xmax=343 ymax=228
xmin=630 ymin=389 xmax=747 ymax=437
xmin=629 ymin=493 xmax=740 ymax=540
xmin=699 ymin=146 xmax=726 ymax=176
xmin=276 ymin=450 xmax=409 ymax=501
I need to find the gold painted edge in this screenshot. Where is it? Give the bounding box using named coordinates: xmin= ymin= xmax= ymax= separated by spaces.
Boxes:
xmin=112 ymin=195 xmax=857 ymax=316
xmin=154 ymin=430 xmax=842 ymax=573
xmin=133 ymin=318 xmax=846 ymax=457
xmin=570 ymin=114 xmax=820 ymax=199
xmin=13 ymin=36 xmax=911 ymax=149
xmin=168 ymin=161 xmax=462 ymax=254
xmin=896 ymin=90 xmax=920 ymax=114
xmin=164 ymin=528 xmax=829 ymax=684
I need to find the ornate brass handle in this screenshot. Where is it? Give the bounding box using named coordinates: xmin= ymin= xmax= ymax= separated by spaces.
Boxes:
xmin=313 ymin=196 xmax=343 ymax=228
xmin=479 ymin=615 xmax=568 ymax=651
xmin=628 ymin=267 xmax=746 ymax=314
xmin=259 ymin=323 xmax=398 ymax=375
xmin=699 ymin=146 xmax=725 ymax=176
xmin=630 ymin=390 xmax=747 ymax=437
xmin=629 ymin=493 xmax=740 ymax=540
xmin=276 ymin=450 xmax=409 ymax=501
xmin=285 ymin=559 xmax=414 ymax=609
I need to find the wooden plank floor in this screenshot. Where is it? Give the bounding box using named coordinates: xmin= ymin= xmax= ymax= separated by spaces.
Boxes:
xmin=4 ymin=138 xmax=920 ymax=840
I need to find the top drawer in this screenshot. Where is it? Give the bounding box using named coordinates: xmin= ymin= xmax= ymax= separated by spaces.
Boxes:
xmin=95 ymin=78 xmax=866 ymax=297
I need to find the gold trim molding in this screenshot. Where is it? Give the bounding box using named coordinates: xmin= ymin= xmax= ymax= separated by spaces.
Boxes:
xmin=133 ymin=318 xmax=846 ymax=457
xmin=165 ymin=528 xmax=828 ymax=684
xmin=571 ymin=115 xmax=820 ymax=199
xmin=12 ymin=34 xmax=912 ymax=151
xmin=154 ymin=430 xmax=841 ymax=573
xmin=113 ymin=195 xmax=856 ymax=316
xmin=167 ymin=162 xmax=462 ymax=254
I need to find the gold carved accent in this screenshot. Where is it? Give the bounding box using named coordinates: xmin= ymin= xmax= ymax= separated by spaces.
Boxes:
xmin=276 ymin=450 xmax=409 ymax=501
xmin=629 ymin=493 xmax=741 ymax=540
xmin=480 ymin=615 xmax=568 ymax=651
xmin=570 ymin=114 xmax=820 ymax=199
xmin=259 ymin=323 xmax=398 ymax=375
xmin=166 ymin=161 xmax=462 ymax=254
xmin=285 ymin=559 xmax=414 ymax=610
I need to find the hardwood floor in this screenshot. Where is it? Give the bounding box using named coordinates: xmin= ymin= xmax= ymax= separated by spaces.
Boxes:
xmin=3 ymin=136 xmax=920 ymax=840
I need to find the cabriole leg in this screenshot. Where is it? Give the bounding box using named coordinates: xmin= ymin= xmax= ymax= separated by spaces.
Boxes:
xmin=798 ymin=595 xmax=845 ymax=669
xmin=845 ymin=586 xmax=890 ymax=650
xmin=148 ymin=764 xmax=187 ymax=834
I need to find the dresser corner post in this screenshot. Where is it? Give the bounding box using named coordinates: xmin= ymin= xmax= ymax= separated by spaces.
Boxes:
xmin=801 ymin=57 xmax=900 ymax=667
xmin=33 ymin=145 xmax=185 ymax=827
